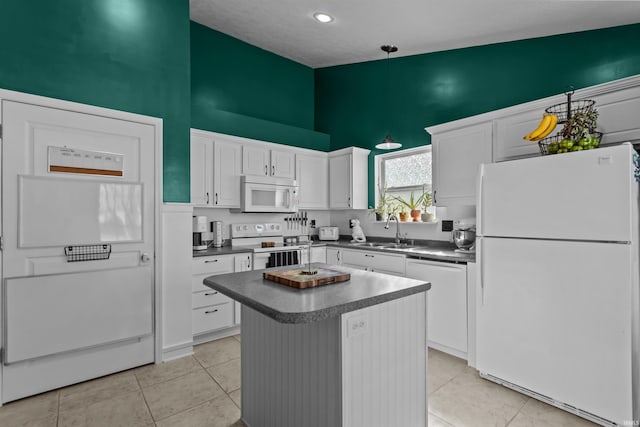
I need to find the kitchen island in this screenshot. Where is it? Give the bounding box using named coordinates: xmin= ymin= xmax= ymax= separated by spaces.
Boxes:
xmin=204 ymin=263 xmax=430 ymax=427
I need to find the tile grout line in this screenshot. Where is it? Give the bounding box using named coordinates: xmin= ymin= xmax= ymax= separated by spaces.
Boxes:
xmin=134 ymin=369 xmax=158 ymax=424
xmin=504 ymin=397 xmax=532 ymax=427
xmin=56 ymin=390 xmax=61 ymax=427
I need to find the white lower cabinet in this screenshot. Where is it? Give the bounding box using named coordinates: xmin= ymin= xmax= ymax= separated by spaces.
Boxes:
xmin=341 ymin=249 xmax=405 ymax=276
xmin=192 ymin=253 xmax=252 ymax=339
xmin=405 ymin=258 xmax=468 ymax=358
xmin=326 ymin=247 xmax=342 ymax=265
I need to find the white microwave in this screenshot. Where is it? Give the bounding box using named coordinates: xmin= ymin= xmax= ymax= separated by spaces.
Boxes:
xmin=240 ymin=175 xmax=299 ymax=213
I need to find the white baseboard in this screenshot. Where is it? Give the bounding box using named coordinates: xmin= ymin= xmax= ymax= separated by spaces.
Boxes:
xmin=193 ymin=325 xmax=241 ymax=346
xmin=161 ymin=340 xmax=194 ymax=362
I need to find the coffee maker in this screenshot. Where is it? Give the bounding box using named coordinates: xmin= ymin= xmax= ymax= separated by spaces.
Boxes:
xmin=193 ymin=216 xmax=212 ymax=251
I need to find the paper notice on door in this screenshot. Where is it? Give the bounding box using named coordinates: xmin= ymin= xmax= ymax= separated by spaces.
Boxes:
xmin=48 ymin=146 xmax=124 ymax=177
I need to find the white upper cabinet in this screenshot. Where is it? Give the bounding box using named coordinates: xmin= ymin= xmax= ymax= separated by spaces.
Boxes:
xmin=191 ymin=130 xmax=242 ymax=208
xmin=242 ymin=145 xmax=295 ymax=179
xmin=190 ymin=134 xmax=214 ymax=207
xmin=431 ymin=122 xmax=493 ymax=207
xmin=213 ymin=139 xmax=242 ymax=208
xmin=296 ymin=153 xmax=328 ymax=209
xmin=329 ymin=147 xmax=370 ymax=209
xmin=242 ymin=145 xmax=270 ymax=177
xmin=591 ymin=83 xmax=640 ymax=146
xmin=494 ymin=109 xmax=547 ymax=162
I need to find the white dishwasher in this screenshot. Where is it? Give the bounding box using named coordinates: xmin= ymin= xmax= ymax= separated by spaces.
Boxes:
xmin=405 ymin=258 xmax=468 ymax=358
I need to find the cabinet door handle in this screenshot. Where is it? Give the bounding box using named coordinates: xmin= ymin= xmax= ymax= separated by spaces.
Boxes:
xmin=348 ymin=196 xmax=351 ymax=208
xmin=272 ymin=164 xmax=275 ymax=176
xmin=205 ymin=309 xmax=219 ymax=314
xmin=215 ymin=193 xmax=218 ymax=205
xmin=204 ymin=291 xmax=218 ymax=296
xmin=247 ymin=255 xmax=251 ymax=270
xmin=206 ymin=192 xmax=210 ymax=204
xmin=337 ymin=250 xmax=341 ymax=262
xmin=205 ymin=259 xmax=218 ymax=263
xmin=365 ymin=254 xmax=375 ymax=258
xmin=433 ymin=190 xmax=437 ymax=205
xmin=265 ymin=164 xmax=268 ymax=175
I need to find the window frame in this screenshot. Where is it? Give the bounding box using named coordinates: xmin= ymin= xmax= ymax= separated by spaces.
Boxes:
xmin=374 ymin=145 xmax=433 ymax=206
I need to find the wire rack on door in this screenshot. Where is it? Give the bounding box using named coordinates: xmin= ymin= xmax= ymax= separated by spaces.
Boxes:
xmin=64 ymin=244 xmax=112 ymax=262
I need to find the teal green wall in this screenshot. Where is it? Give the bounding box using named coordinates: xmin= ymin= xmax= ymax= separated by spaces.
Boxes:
xmin=0 ymin=0 xmax=191 ymax=202
xmin=314 ymin=23 xmax=640 ymax=204
xmin=191 ymin=22 xmax=329 ymax=151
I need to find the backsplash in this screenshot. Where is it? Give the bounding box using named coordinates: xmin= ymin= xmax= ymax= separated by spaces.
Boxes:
xmin=329 ymin=206 xmax=476 ymax=242
xmin=194 ymin=205 xmax=475 ymax=243
xmin=192 ymin=208 xmax=332 ymax=242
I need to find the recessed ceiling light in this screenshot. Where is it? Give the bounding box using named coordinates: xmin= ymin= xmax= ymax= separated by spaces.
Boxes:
xmin=313 ymin=12 xmax=333 ymax=23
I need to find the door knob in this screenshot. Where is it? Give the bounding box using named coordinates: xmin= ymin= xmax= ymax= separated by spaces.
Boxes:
xmin=141 ymin=253 xmax=151 ymax=263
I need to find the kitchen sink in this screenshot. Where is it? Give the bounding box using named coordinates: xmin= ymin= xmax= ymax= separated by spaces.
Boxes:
xmin=349 ymin=242 xmax=388 ymax=247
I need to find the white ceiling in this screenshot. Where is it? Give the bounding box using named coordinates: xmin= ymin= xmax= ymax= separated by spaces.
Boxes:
xmin=190 ymin=0 xmax=640 ymax=69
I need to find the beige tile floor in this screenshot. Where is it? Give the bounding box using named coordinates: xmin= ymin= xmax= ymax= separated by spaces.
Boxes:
xmin=0 ymin=336 xmax=598 ymax=427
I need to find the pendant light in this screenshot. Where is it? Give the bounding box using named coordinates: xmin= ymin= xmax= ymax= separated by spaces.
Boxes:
xmin=375 ymin=44 xmax=402 ymax=150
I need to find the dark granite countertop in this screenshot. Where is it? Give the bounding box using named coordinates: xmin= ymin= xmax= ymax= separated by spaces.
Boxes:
xmin=322 ymin=239 xmax=475 ymax=264
xmin=193 ymin=246 xmax=253 ymax=257
xmin=203 ymin=263 xmax=430 ymax=324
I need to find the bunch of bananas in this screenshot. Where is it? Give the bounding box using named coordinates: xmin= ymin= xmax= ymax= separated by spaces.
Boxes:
xmin=524 ymin=114 xmax=558 ymax=141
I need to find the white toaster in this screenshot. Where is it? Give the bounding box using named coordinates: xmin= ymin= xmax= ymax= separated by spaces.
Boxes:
xmin=318 ymin=226 xmax=340 ymax=241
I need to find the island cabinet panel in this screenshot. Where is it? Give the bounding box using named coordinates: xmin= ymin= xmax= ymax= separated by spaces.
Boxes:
xmin=241 ymin=307 xmax=342 ymax=427
xmin=240 ymin=292 xmax=427 ymax=427
xmin=341 ymin=292 xmax=427 ymax=427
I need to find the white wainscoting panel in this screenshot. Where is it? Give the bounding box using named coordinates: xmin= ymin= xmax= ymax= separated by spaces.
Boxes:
xmin=160 ymin=204 xmax=194 ymax=360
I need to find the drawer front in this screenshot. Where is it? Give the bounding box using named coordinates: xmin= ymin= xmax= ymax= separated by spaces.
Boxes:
xmin=341 ymin=249 xmax=405 ymax=275
xmin=192 ymin=255 xmax=234 ymax=275
xmin=341 ymin=249 xmax=369 ymax=267
xmin=192 ymin=273 xmax=220 ymax=292
xmin=193 ymin=302 xmax=233 ymax=335
xmin=368 ymin=252 xmax=405 ymax=275
xmin=192 ymin=289 xmax=231 ymax=309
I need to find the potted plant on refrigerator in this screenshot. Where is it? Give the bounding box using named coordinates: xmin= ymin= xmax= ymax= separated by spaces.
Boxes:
xmin=395 ymin=192 xmax=425 ymax=222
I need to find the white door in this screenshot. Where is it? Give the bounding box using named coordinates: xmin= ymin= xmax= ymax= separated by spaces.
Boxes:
xmin=329 ymin=154 xmax=351 ymax=208
xmin=213 ymin=140 xmax=241 ymax=207
xmin=476 ymin=237 xmax=633 ymax=424
xmin=478 ymin=143 xmax=634 ymax=242
xmin=405 ymin=259 xmax=467 ymax=356
xmin=432 ymin=122 xmax=492 ymax=206
xmin=190 ymin=134 xmax=213 ymax=206
xmin=1 ymin=100 xmax=156 ymax=402
xmin=242 ymin=145 xmax=269 ymax=176
xmin=270 ymin=149 xmax=295 ymax=179
xmin=297 ymin=154 xmax=328 ymax=209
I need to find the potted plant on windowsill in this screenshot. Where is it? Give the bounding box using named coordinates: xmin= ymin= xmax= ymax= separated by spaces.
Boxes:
xmin=370 ymin=184 xmax=390 ymax=221
xmin=394 ymin=192 xmax=425 ymax=222
xmin=421 ymin=189 xmax=435 ymax=222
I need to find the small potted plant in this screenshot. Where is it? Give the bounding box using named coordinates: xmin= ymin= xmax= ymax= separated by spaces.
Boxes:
xmin=421 ymin=189 xmax=435 ymax=222
xmin=370 ymin=184 xmax=390 ymax=221
xmin=387 ymin=200 xmax=404 ymax=222
xmin=394 ymin=192 xmax=425 ymax=222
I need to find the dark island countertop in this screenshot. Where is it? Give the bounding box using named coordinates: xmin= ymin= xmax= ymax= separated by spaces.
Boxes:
xmin=203 ymin=263 xmax=430 ymax=324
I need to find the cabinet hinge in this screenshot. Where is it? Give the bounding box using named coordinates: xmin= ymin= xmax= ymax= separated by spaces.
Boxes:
xmin=0 ymin=235 xmax=3 ymax=251
xmin=0 ymin=123 xmax=3 ymax=138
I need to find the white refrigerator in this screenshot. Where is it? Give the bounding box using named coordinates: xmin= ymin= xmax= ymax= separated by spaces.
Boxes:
xmin=476 ymin=143 xmax=639 ymax=427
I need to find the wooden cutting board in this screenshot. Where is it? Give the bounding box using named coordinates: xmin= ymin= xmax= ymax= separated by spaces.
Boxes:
xmin=263 ymin=268 xmax=350 ymax=289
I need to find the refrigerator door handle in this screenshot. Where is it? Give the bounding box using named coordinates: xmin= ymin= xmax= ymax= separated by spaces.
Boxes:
xmin=477 ymin=165 xmax=484 ymax=236
xmin=479 ymin=237 xmax=485 ymax=306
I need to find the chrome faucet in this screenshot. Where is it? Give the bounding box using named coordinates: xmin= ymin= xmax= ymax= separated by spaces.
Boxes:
xmin=384 ymin=214 xmax=402 ymax=244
